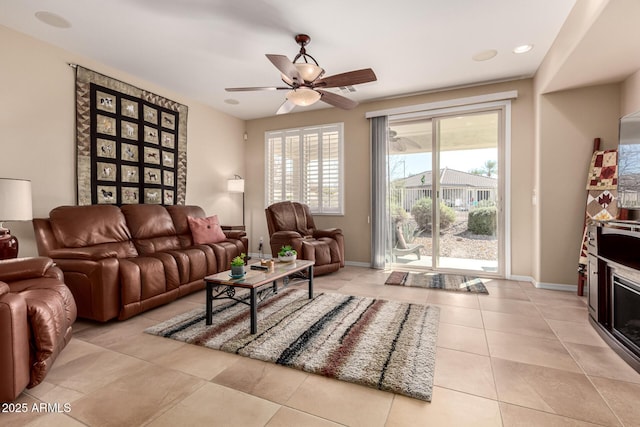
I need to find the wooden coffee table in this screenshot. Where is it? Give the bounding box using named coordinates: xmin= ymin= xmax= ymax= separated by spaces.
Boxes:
xmin=204 ymin=260 xmax=314 ymax=334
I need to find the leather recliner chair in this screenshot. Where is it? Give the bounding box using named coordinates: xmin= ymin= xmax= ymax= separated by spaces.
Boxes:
xmin=265 ymin=201 xmax=345 ymax=276
xmin=0 ymin=257 xmax=77 ymax=402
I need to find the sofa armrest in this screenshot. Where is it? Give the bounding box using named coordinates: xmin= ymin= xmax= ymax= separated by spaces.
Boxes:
xmin=0 ymin=257 xmax=55 ymax=283
xmin=0 ymin=281 xmax=8 ymax=296
xmin=269 ymin=231 xmax=304 ymax=257
xmin=0 ymin=286 xmax=30 ymax=402
xmin=223 ymin=230 xmax=247 ymax=240
xmin=312 ymin=228 xmax=345 ymax=267
xmin=313 ymin=228 xmax=344 ymax=239
xmin=271 ymin=230 xmax=303 ymax=241
xmin=48 ymin=247 xmax=119 ymax=261
xmin=51 ymin=257 xmax=120 ymax=322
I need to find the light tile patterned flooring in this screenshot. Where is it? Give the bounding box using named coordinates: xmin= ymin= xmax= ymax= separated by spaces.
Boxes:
xmin=4 ymin=266 xmax=640 ymax=426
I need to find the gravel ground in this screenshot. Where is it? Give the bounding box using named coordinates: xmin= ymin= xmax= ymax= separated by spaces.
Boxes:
xmin=408 ymin=211 xmax=498 ymax=260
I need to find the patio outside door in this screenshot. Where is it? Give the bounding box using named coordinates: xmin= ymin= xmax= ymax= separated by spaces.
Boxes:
xmin=387 ymin=108 xmax=503 ymax=276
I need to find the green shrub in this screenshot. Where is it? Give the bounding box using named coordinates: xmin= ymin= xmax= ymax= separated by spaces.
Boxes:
xmin=440 ymin=204 xmax=456 ymax=229
xmin=410 ymin=197 xmax=456 ymax=230
xmin=477 ymin=200 xmax=495 ymax=208
xmin=468 ymin=207 xmax=497 ymax=235
xmin=411 ymin=198 xmax=432 ymax=229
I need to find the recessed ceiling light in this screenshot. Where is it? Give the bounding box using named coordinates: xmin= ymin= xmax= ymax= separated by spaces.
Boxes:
xmin=513 ymin=44 xmax=533 ymax=54
xmin=224 ymin=99 xmax=240 ymax=105
xmin=35 ymin=11 xmax=71 ymax=28
xmin=472 ymin=49 xmax=498 ymax=62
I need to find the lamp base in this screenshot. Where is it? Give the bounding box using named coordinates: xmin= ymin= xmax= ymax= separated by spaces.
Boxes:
xmin=0 ymin=228 xmax=19 ymax=260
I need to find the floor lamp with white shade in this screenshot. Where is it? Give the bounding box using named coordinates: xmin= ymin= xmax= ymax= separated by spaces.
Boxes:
xmin=227 ymin=175 xmax=245 ymax=226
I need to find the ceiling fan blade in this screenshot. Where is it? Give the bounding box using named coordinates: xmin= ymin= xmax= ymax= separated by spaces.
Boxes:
xmin=225 ymin=86 xmax=289 ymax=92
xmin=317 ymin=89 xmax=358 ymax=110
xmin=276 ymin=99 xmax=296 ymax=115
xmin=391 ymin=140 xmax=406 ymax=152
xmin=400 ymin=137 xmax=421 ymax=149
xmin=314 ymin=68 xmax=377 ymax=89
xmin=266 ymin=54 xmax=303 ymax=85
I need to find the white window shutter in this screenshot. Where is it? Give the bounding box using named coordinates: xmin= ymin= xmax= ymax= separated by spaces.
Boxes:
xmin=265 ymin=123 xmax=343 ymax=214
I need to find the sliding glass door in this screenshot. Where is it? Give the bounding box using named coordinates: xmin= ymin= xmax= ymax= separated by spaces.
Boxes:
xmin=387 ymin=108 xmax=504 ymax=276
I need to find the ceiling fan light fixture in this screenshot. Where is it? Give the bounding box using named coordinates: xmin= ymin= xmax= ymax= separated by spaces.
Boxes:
xmin=295 ymin=63 xmax=323 ymax=82
xmin=287 ymin=88 xmax=321 ymax=106
xmin=280 ymin=63 xmax=324 ymax=85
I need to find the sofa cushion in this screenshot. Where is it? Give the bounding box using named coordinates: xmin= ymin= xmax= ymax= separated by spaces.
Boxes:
xmin=166 ymin=205 xmax=206 ymax=239
xmin=187 ymin=215 xmax=226 ymax=245
xmin=50 ymin=205 xmax=133 ymax=249
xmin=267 ymin=201 xmax=313 ymax=236
xmin=118 ymin=256 xmax=180 ymax=319
xmin=121 ymin=205 xmax=181 ymax=254
xmin=165 ymin=205 xmax=219 ymax=275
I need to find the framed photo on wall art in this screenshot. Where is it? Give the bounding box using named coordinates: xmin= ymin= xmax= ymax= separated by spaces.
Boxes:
xmin=74 ymin=66 xmax=188 ymax=205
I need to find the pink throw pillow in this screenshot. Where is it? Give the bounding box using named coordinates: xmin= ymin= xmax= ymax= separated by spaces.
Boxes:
xmin=187 ymin=215 xmax=226 ymax=244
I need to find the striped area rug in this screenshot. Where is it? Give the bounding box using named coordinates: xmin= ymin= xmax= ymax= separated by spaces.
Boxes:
xmin=145 ymin=288 xmax=440 ymax=401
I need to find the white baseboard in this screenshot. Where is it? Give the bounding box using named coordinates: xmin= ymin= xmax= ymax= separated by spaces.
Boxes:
xmin=534 ymin=282 xmax=577 ymax=292
xmin=345 ymin=261 xmax=371 ymax=268
xmin=506 ymin=274 xmax=578 ymax=292
xmin=508 ymin=274 xmax=534 ymax=283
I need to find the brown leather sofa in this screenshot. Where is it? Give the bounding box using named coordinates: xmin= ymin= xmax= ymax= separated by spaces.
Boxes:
xmin=0 ymin=257 xmax=76 ymax=402
xmin=265 ymin=201 xmax=344 ymax=276
xmin=33 ymin=204 xmax=248 ymax=322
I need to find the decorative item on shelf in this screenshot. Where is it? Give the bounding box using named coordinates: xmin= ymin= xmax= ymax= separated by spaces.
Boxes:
xmin=230 ymin=253 xmax=246 ymax=278
xmin=0 ymin=178 xmax=33 ymax=260
xmin=227 ymin=174 xmax=245 ymax=226
xmin=278 ymin=245 xmax=297 ymax=263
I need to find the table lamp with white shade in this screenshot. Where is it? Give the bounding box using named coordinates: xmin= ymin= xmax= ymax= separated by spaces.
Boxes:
xmin=0 ymin=178 xmax=33 ymax=259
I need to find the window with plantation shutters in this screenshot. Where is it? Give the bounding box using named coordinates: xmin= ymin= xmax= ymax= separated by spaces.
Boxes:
xmin=265 ymin=123 xmax=344 ymax=214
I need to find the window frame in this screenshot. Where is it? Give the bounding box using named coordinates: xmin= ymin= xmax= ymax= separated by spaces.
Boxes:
xmin=265 ymin=122 xmax=344 ymax=215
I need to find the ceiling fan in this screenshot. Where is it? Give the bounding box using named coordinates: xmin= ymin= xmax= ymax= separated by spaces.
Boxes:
xmin=389 ymin=129 xmax=421 ymax=152
xmin=225 ymin=34 xmax=377 ymax=114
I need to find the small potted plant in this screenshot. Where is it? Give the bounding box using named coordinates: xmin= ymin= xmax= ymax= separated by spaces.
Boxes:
xmin=230 ymin=253 xmax=246 ymax=278
xmin=278 ymin=245 xmax=297 ymax=263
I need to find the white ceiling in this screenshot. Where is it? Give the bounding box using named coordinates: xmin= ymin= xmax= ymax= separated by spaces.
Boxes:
xmin=0 ymin=0 xmax=577 ymax=120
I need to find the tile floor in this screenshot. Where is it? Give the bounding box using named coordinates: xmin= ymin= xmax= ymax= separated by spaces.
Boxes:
xmin=4 ymin=266 xmax=640 ymax=426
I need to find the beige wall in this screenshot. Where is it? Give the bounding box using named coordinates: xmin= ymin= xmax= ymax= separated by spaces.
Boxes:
xmin=535 ymin=84 xmax=620 ymax=286
xmin=531 ymin=0 xmax=640 ymax=286
xmin=621 ymin=70 xmax=640 ymax=117
xmin=246 ymin=79 xmax=536 ymax=275
xmin=245 ymin=102 xmax=374 ymax=264
xmin=534 ymin=0 xmax=609 ymax=94
xmin=0 ymin=25 xmax=245 ymax=257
